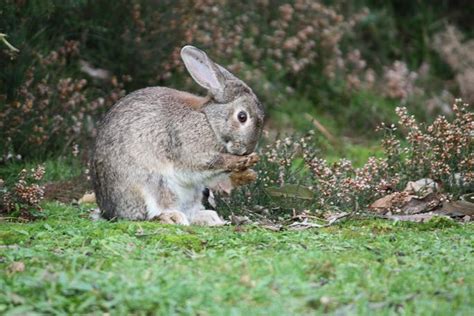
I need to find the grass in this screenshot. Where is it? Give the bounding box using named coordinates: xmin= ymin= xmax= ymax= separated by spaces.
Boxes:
xmin=1 ymin=202 xmax=473 ymax=315
xmin=0 ymin=156 xmax=84 ymax=186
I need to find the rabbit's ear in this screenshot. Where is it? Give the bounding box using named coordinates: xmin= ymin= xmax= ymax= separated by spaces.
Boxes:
xmin=181 ymin=46 xmax=225 ymax=95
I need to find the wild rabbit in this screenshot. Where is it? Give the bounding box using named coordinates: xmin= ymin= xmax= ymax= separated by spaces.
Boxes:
xmin=91 ymin=45 xmax=264 ymax=225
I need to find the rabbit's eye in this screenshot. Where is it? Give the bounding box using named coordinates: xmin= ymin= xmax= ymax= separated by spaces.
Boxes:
xmin=237 ymin=111 xmax=247 ymax=123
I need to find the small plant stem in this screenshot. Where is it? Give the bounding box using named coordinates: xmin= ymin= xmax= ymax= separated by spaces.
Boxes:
xmin=0 ymin=33 xmax=20 ymax=52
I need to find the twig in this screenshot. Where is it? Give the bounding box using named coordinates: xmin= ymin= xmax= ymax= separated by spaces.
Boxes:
xmin=287 ymin=212 xmax=353 ymax=230
xmin=0 ymin=33 xmax=19 ymax=53
xmin=304 ymin=113 xmax=339 ymax=146
xmin=0 ymin=244 xmax=20 ymax=249
xmin=326 ymin=212 xmax=352 ymax=225
xmin=0 ymin=216 xmax=30 ymax=222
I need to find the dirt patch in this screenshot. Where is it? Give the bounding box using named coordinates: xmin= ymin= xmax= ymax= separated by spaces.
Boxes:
xmin=43 ymin=175 xmax=92 ymax=203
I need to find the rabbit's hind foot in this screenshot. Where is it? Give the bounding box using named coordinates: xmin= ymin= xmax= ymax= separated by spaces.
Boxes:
xmin=154 ymin=210 xmax=190 ymax=225
xmin=191 ymin=210 xmax=226 ymax=226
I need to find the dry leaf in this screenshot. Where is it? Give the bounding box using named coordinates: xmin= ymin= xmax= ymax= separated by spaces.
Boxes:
xmin=78 ymin=192 xmax=96 ymax=204
xmin=404 ymin=178 xmax=438 ymax=198
xmin=79 ymin=60 xmax=111 ymax=81
xmin=265 ymin=184 xmax=313 ymax=200
xmin=370 ymin=180 xmax=441 ymax=215
xmin=401 ymin=193 xmax=441 ymax=214
xmin=369 ymin=193 xmax=399 ymax=212
xmin=8 ymin=261 xmax=25 ymax=273
xmin=261 ymin=224 xmax=282 ymax=231
xmin=240 ymin=274 xmax=255 ymax=288
xmin=436 ymin=200 xmax=474 ymax=217
xmin=383 ymin=213 xmax=441 ymax=222
xmin=461 ymin=193 xmax=474 ymax=204
xmin=230 ymin=215 xmax=252 ymax=225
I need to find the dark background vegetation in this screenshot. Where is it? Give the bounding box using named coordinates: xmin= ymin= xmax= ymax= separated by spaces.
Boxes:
xmin=1 ymin=0 xmax=473 ymax=160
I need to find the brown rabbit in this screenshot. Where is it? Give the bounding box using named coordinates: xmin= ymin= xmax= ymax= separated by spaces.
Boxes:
xmin=90 ymin=45 xmax=264 ymax=225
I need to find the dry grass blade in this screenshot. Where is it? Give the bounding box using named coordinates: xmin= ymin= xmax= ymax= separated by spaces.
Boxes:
xmin=0 ymin=33 xmax=19 ymax=52
xmin=304 ymin=113 xmax=339 ymax=146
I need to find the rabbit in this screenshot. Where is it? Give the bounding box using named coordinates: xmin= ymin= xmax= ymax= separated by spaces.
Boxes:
xmin=90 ymin=45 xmax=265 ymax=225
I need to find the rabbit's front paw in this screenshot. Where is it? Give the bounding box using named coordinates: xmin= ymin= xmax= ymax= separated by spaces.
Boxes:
xmin=157 ymin=211 xmax=190 ymax=225
xmin=230 ymin=168 xmax=257 ymax=186
xmin=191 ymin=210 xmax=226 ymax=226
xmin=230 ymin=153 xmax=260 ymax=171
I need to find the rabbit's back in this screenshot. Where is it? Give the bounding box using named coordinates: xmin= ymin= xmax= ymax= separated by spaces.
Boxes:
xmin=94 ymin=87 xmax=218 ymax=166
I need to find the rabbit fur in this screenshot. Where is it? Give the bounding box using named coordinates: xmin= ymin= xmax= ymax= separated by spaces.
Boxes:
xmin=91 ymin=45 xmax=264 ymax=225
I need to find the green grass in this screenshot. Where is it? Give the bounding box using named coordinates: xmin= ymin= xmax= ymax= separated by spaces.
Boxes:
xmin=1 ymin=202 xmax=473 ymax=315
xmin=0 ymin=156 xmax=83 ymax=186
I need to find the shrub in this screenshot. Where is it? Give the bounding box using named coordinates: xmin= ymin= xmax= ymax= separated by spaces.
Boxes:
xmin=433 ymin=25 xmax=474 ymax=104
xmin=219 ymin=99 xmax=473 ymax=217
xmin=0 ymin=165 xmax=46 ymax=219
xmin=0 ymin=40 xmax=126 ymax=160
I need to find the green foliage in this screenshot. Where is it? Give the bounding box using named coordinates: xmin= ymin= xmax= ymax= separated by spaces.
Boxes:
xmin=0 ymin=203 xmax=472 ymax=314
xmin=1 ymin=1 xmax=472 ymax=159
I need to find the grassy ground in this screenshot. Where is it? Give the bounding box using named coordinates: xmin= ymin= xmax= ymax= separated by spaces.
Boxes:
xmin=1 ymin=202 xmax=472 ymax=315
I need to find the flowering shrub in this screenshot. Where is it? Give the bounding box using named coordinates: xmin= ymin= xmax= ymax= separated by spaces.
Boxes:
xmin=220 ymin=99 xmax=473 ymax=217
xmin=1 ymin=40 xmax=126 ymax=160
xmin=388 ymin=99 xmax=473 ymax=189
xmin=173 ymin=1 xmax=370 ymax=100
xmin=433 ymin=25 xmax=474 ymax=104
xmin=0 ymin=165 xmax=45 ymax=219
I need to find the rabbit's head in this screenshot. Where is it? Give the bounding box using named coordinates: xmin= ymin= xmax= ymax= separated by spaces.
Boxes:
xmin=181 ymin=46 xmax=264 ymax=155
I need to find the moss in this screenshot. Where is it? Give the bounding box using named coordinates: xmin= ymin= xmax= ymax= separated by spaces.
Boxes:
xmin=159 ymin=234 xmax=205 ymax=251
xmin=422 ymin=216 xmax=460 ymax=230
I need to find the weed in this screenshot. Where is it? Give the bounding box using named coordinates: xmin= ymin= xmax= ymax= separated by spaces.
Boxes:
xmin=0 ymin=165 xmax=45 ymax=219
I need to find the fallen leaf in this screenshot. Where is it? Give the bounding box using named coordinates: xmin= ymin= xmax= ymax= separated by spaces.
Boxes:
xmin=370 ymin=191 xmax=441 ymax=215
xmin=288 ymin=219 xmax=324 ymax=230
xmin=79 ymin=60 xmax=111 ymax=81
xmin=78 ymin=192 xmax=96 ymax=204
xmin=230 ymin=215 xmax=252 ymax=226
xmin=369 ymin=193 xmax=399 ymax=213
xmin=436 ymin=200 xmax=474 ymax=217
xmin=240 ymin=274 xmax=255 ymax=288
xmin=8 ymin=293 xmax=25 ymax=305
xmin=404 ymin=178 xmax=438 ymax=198
xmin=304 ymin=113 xmax=338 ymax=146
xmin=265 ymin=184 xmax=313 ymax=200
xmin=460 ymin=193 xmax=474 ymax=204
xmin=401 ymin=192 xmax=441 ymax=214
xmin=259 ymin=223 xmax=283 ymax=231
xmin=383 ymin=213 xmax=441 ymax=222
xmin=8 ymin=261 xmax=25 ymax=273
